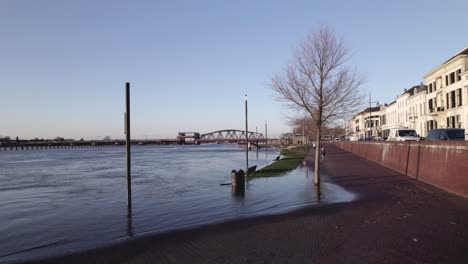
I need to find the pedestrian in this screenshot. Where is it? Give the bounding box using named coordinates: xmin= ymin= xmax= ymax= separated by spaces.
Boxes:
xmin=313 ymin=142 xmax=316 ymax=150
xmin=321 ymin=146 xmax=326 ymax=161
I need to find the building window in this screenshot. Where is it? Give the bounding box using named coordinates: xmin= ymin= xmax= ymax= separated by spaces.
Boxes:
xmin=456 ymin=115 xmax=461 ymax=128
xmin=457 ymin=88 xmax=462 ymax=107
xmin=427 ymin=120 xmax=438 ymax=130
xmin=446 ymin=75 xmax=449 ymax=86
xmin=457 ymin=69 xmax=462 ymax=82
xmin=451 ymin=91 xmax=456 ymax=108
xmin=429 ymin=83 xmax=432 ymax=93
xmin=446 ymin=93 xmax=449 ymax=109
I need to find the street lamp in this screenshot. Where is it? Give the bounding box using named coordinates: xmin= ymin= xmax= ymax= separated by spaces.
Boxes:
xmin=368 ymin=93 xmax=379 ymax=139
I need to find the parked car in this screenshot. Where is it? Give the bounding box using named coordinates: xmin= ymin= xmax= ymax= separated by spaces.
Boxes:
xmin=426 ymin=128 xmax=465 ymax=141
xmin=387 ymin=128 xmax=420 ymax=141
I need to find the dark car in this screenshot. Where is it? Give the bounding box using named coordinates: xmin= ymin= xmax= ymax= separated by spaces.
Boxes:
xmin=426 ymin=128 xmax=465 ymax=141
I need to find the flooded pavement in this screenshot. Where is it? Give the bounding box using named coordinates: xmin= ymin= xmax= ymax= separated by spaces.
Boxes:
xmin=0 ymin=144 xmax=355 ymax=263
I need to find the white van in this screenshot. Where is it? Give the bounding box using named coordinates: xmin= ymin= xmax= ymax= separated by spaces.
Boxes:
xmin=387 ymin=129 xmax=420 ymax=141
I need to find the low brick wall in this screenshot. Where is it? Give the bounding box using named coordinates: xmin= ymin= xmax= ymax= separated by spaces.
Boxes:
xmin=335 ymin=141 xmax=468 ymax=198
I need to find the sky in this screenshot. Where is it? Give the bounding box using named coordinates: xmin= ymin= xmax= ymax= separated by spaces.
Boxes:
xmin=1 ymin=0 xmax=467 ymax=140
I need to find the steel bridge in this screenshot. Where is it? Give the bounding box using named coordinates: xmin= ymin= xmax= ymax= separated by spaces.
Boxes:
xmin=177 ymin=129 xmax=265 ymax=144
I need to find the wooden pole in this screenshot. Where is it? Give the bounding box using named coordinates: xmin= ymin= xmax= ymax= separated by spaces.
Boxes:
xmin=125 ymin=82 xmax=132 ymax=207
xmin=245 ymin=94 xmax=248 ymax=176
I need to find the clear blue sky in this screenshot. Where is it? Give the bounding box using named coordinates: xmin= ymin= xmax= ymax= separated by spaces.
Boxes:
xmin=1 ymin=0 xmax=467 ymax=139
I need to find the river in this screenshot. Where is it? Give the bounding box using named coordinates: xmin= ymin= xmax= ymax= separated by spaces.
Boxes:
xmin=0 ymin=144 xmax=354 ymax=263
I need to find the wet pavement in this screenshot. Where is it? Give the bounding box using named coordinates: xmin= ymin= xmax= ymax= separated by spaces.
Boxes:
xmin=20 ymin=143 xmax=468 ymax=264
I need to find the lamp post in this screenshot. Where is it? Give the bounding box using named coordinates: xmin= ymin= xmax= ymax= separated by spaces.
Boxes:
xmin=265 ymin=121 xmax=267 ymax=146
xmin=368 ymin=93 xmax=379 ymax=139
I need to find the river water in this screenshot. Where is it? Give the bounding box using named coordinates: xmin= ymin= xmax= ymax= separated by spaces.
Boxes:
xmin=0 ymin=144 xmax=354 ymax=263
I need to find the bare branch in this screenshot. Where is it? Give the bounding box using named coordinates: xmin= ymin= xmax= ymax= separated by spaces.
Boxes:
xmin=270 ymin=25 xmax=366 ymax=184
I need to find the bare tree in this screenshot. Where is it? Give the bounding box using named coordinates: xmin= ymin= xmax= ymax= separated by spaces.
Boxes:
xmin=271 ymin=26 xmax=365 ymax=185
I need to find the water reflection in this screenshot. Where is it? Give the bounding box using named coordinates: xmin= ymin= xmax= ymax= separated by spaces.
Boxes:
xmin=127 ymin=205 xmax=134 ymax=238
xmin=303 ymin=163 xmax=309 ymax=179
xmin=315 ymin=184 xmax=321 ymax=202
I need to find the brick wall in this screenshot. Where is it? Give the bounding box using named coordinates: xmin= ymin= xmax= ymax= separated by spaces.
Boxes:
xmin=335 ymin=141 xmax=468 ymax=198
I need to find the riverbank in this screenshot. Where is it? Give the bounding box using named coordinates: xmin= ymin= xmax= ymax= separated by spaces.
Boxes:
xmin=19 ymin=144 xmax=468 ymax=263
xmin=250 ymin=145 xmax=309 ymax=178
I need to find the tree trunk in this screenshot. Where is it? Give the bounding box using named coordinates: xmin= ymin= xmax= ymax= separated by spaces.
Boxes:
xmin=314 ymin=128 xmax=321 ymax=185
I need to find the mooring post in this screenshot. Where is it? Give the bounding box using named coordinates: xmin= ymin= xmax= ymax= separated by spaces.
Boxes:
xmin=237 ymin=170 xmax=245 ymax=188
xmin=232 ymin=169 xmax=245 ymax=196
xmin=231 ymin=170 xmax=238 ymax=187
xmin=125 ymin=82 xmax=132 ymax=207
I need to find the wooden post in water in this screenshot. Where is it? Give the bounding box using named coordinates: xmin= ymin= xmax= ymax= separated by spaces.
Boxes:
xmin=245 ymin=94 xmax=248 ymax=177
xmin=231 ymin=169 xmax=245 ymax=196
xmin=125 ymin=82 xmax=132 ymax=207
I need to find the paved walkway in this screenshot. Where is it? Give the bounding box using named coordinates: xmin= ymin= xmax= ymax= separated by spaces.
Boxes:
xmin=26 ymin=144 xmax=468 ymax=264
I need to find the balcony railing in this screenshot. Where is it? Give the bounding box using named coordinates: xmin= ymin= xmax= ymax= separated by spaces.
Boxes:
xmin=429 ymin=107 xmax=445 ymax=114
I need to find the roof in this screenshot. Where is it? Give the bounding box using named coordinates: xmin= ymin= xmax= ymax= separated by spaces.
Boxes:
xmin=398 ymin=83 xmax=427 ymax=97
xmin=357 ymin=106 xmax=381 ymax=115
xmin=425 ymin=46 xmax=468 ymax=78
xmin=407 ymin=84 xmax=427 ymax=96
xmin=443 ymin=47 xmax=468 ymax=64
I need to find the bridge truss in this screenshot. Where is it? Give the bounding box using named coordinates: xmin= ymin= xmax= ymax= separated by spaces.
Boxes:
xmin=198 ymin=129 xmax=265 ymax=143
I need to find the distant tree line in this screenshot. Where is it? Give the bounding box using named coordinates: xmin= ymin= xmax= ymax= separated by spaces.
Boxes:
xmin=0 ymin=136 xmax=90 ymax=142
xmin=289 ymin=116 xmax=345 ymax=140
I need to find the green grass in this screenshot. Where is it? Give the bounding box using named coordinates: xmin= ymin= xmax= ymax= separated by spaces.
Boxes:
xmin=250 ymin=145 xmax=309 ymax=179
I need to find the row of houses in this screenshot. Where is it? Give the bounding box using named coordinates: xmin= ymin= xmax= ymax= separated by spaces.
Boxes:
xmin=348 ymin=47 xmax=468 ymax=139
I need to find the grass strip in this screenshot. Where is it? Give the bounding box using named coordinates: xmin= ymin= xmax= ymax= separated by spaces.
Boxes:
xmin=250 ymin=145 xmax=309 ymax=179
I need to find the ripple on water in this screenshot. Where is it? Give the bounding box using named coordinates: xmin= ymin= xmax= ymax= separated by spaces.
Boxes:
xmin=0 ymin=145 xmax=356 ymax=263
